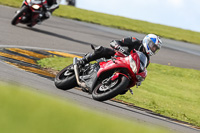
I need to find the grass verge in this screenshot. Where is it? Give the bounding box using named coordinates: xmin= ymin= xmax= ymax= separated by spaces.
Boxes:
xmin=0 ymin=81 xmax=170 ymax=133
xmin=37 ymin=56 xmax=200 ymax=127
xmin=1 ymin=0 xmax=200 ymax=45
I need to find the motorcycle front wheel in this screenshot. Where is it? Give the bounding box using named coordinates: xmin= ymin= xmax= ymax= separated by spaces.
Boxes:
xmin=92 ymin=75 xmax=129 ymax=101
xmin=54 ymin=64 xmax=77 ymax=90
xmin=11 ymin=6 xmax=28 ymax=25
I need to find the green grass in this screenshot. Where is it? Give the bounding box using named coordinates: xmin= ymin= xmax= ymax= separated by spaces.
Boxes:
xmin=116 ymin=63 xmax=200 ymax=126
xmin=37 ymin=56 xmax=200 ymax=127
xmin=0 ymin=0 xmax=22 ymax=7
xmin=37 ymin=56 xmax=73 ymax=71
xmin=1 ymin=0 xmax=200 ymax=45
xmin=0 ymin=81 xmax=170 ymax=133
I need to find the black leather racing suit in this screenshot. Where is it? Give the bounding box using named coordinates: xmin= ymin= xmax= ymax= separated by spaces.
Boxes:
xmin=83 ymin=36 xmax=150 ymax=68
xmin=41 ymin=0 xmax=59 ymax=20
xmin=46 ymin=0 xmax=59 ymax=12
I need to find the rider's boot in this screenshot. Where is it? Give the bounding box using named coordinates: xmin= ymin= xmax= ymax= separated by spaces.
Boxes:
xmin=77 ymin=46 xmax=107 ymax=66
xmin=77 ymin=45 xmax=114 ymax=66
xmin=77 ymin=53 xmax=95 ymax=66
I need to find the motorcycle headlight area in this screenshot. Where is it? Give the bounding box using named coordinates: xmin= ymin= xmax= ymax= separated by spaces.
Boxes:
xmin=129 ymin=55 xmax=137 ymax=74
xmin=136 ymin=75 xmax=145 ymax=82
xmin=32 ymin=5 xmax=40 ymax=9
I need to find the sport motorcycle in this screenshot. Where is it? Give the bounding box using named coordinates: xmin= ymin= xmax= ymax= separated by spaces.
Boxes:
xmin=54 ymin=45 xmax=148 ymax=101
xmin=11 ymin=0 xmax=48 ymax=27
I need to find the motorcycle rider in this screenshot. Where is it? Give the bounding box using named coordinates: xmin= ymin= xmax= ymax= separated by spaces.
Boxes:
xmin=78 ymin=34 xmax=162 ymax=87
xmin=79 ymin=34 xmax=162 ymax=67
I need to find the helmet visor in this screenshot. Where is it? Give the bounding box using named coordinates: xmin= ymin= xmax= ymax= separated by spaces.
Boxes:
xmin=148 ymin=40 xmax=160 ymax=54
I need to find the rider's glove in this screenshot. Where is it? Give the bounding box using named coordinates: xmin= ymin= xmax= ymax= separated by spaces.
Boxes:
xmin=110 ymin=41 xmax=120 ymax=50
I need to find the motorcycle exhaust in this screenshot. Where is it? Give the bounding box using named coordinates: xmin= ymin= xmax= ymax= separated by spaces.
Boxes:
xmin=73 ymin=57 xmax=87 ymax=88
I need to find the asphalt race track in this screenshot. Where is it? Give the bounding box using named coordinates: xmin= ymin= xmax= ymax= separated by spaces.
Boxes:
xmin=0 ymin=5 xmax=200 ymax=133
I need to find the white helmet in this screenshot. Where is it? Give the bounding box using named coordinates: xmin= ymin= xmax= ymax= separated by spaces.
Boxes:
xmin=143 ymin=34 xmax=162 ymax=56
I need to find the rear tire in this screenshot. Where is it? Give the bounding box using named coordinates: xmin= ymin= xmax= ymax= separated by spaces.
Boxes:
xmin=54 ymin=64 xmax=77 ymax=90
xmin=92 ymin=75 xmax=129 ymax=101
xmin=11 ymin=6 xmax=28 ymax=25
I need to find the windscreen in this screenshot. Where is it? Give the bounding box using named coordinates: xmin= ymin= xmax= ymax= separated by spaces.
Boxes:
xmin=136 ymin=51 xmax=147 ymax=71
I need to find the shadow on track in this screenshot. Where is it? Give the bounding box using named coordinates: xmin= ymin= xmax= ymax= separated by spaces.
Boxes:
xmin=20 ymin=26 xmax=98 ymax=47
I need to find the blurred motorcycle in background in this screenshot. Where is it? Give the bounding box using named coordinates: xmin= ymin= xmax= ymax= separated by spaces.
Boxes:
xmin=11 ymin=0 xmax=50 ymax=27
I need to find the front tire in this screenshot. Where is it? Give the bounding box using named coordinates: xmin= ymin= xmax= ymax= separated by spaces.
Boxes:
xmin=92 ymin=75 xmax=129 ymax=101
xmin=54 ymin=64 xmax=77 ymax=90
xmin=11 ymin=6 xmax=28 ymax=25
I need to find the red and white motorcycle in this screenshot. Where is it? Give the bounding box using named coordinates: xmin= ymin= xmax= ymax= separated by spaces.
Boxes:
xmin=54 ymin=45 xmax=148 ymax=101
xmin=11 ymin=0 xmax=48 ymax=27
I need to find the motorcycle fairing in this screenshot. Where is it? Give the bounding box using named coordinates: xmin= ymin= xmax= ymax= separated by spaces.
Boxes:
xmin=81 ymin=51 xmax=147 ymax=92
xmin=111 ymin=72 xmax=130 ymax=81
xmin=97 ymin=57 xmax=131 ymax=76
xmin=137 ymin=68 xmax=147 ymax=80
xmin=96 ymin=57 xmax=136 ymax=87
xmin=83 ymin=57 xmax=133 ymax=92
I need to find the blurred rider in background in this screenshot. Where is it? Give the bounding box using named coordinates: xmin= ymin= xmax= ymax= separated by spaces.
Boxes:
xmin=41 ymin=0 xmax=59 ymax=21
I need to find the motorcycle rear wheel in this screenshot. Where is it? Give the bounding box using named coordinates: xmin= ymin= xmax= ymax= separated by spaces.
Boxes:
xmin=54 ymin=64 xmax=77 ymax=90
xmin=11 ymin=6 xmax=28 ymax=25
xmin=92 ymin=75 xmax=129 ymax=101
